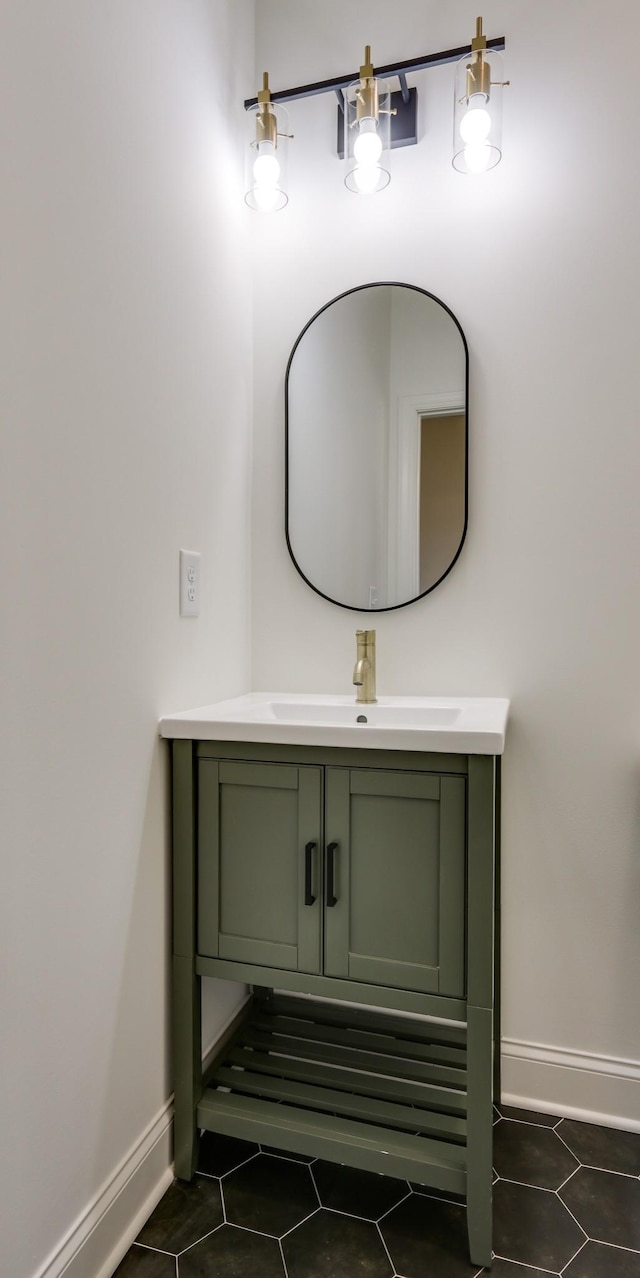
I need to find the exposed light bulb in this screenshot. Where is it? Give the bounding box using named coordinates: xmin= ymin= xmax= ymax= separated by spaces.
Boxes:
xmin=460 ymin=102 xmax=491 ymax=145
xmin=464 ymin=143 xmax=491 ymax=173
xmin=253 ymin=183 xmax=281 ymax=212
xmin=459 ymin=90 xmax=487 ymax=143
xmin=353 ymin=164 xmax=381 ymax=194
xmin=353 ymin=118 xmax=382 ymax=165
xmin=253 ymin=142 xmax=280 ymax=186
xmin=251 ymin=140 xmax=281 ymax=211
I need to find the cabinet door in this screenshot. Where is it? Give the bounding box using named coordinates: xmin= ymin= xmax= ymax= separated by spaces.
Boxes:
xmin=198 ymin=760 xmax=322 ymax=974
xmin=323 ymin=768 xmax=466 ymax=996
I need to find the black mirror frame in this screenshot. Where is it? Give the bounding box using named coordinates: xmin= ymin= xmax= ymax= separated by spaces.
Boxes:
xmin=285 ymin=281 xmax=469 ymax=613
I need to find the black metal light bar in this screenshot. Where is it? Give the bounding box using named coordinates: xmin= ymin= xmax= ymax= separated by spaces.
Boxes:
xmin=243 ymin=37 xmax=506 ymax=110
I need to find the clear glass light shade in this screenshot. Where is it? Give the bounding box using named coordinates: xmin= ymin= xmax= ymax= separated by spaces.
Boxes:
xmin=344 ymin=78 xmax=391 ymax=195
xmin=244 ymin=102 xmax=289 ymax=212
xmin=452 ymin=48 xmax=504 ymax=174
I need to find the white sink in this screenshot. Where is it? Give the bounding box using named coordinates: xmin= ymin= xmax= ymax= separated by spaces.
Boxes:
xmin=269 ymin=700 xmax=461 ymax=727
xmin=160 ymin=692 xmax=509 ymax=754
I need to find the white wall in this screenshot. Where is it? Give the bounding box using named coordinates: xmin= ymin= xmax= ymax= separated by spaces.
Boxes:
xmin=252 ymin=0 xmax=640 ymax=1123
xmin=0 ymin=3 xmax=253 ymax=1276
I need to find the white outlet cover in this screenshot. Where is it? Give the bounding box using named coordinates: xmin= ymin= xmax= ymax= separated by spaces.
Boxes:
xmin=180 ymin=550 xmax=200 ymax=617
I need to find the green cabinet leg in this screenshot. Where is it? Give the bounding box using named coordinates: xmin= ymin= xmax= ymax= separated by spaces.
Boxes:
xmin=173 ymin=954 xmax=201 ymax=1180
xmin=466 ymin=1004 xmax=494 ymax=1268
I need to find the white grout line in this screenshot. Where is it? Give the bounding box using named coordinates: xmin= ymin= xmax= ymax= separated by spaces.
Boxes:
xmin=572 ymin=1164 xmax=640 ymax=1180
xmin=492 ymin=1256 xmax=559 ymax=1275
xmin=558 ymin=1236 xmax=588 ymax=1274
xmin=376 ymin=1186 xmax=413 ymax=1222
xmin=552 ymin=1124 xmax=640 ymax=1177
xmin=374 ymin=1217 xmax=398 ymax=1273
xmin=259 ymin=1143 xmax=318 ymax=1167
xmin=554 ymin=1165 xmax=581 ymax=1194
xmin=278 ymin=1236 xmax=290 ymax=1278
xmin=175 ymin=1221 xmax=225 ymax=1258
xmin=580 ymin=1238 xmax=640 ymax=1256
xmin=499 ymin=1114 xmax=567 ymax=1133
xmin=217 ymin=1149 xmax=261 ymax=1178
xmin=128 ymin=1242 xmax=177 ymax=1257
xmin=551 ymin=1185 xmax=589 ymax=1243
xmin=277 ymin=1205 xmax=322 ymax=1242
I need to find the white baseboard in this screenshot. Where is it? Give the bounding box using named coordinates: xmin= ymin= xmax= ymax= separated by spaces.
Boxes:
xmin=501 ymin=1037 xmax=640 ymax=1132
xmin=35 ymin=1102 xmax=173 ymax=1278
xmin=34 ymin=992 xmax=252 ymax=1278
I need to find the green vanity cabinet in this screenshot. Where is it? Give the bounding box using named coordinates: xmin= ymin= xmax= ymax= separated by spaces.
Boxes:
xmin=171 ymin=738 xmax=500 ymax=1270
xmin=197 ymin=758 xmax=466 ymax=998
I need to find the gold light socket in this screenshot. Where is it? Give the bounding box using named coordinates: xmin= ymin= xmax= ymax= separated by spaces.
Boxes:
xmin=465 ymin=56 xmax=491 ymax=100
xmin=257 ymin=102 xmax=277 ymax=146
xmin=356 ymin=76 xmax=379 ymax=123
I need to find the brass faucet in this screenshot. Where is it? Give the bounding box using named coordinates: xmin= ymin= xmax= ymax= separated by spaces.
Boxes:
xmin=353 ymin=629 xmax=377 ymax=704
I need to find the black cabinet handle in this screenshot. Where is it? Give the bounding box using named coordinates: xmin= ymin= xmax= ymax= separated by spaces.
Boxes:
xmin=304 ymin=841 xmax=316 ymax=906
xmin=326 ymin=841 xmax=338 ymax=907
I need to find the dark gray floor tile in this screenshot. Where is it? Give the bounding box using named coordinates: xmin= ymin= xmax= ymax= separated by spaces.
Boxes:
xmin=178 ymin=1223 xmax=285 ymax=1277
xmin=222 ymin=1152 xmax=318 ymax=1237
xmin=558 ymin=1120 xmax=640 ymax=1176
xmin=559 ymin=1167 xmax=640 ymax=1252
xmin=136 ymin=1177 xmax=223 ymax=1255
xmin=197 ymin=1132 xmax=259 ymax=1178
xmin=493 ymin=1119 xmax=579 ymax=1189
xmin=381 ymin=1192 xmax=478 ymax=1276
xmin=563 ymin=1239 xmax=640 ymax=1277
xmin=496 ymin=1105 xmax=559 ymax=1128
xmin=312 ymin=1160 xmax=408 ymax=1220
xmin=492 ymin=1180 xmax=585 ymax=1272
xmin=283 ymin=1209 xmax=393 ymax=1278
xmin=113 ymin=1246 xmax=176 ymax=1276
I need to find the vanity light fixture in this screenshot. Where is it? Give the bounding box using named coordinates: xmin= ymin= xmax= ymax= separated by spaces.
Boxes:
xmin=453 ymin=17 xmax=509 ymax=174
xmin=344 ymin=47 xmax=391 ymax=195
xmin=243 ymin=19 xmax=506 ymax=210
xmin=244 ymin=72 xmax=291 ymax=212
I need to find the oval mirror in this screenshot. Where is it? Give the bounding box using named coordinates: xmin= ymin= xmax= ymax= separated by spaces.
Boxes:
xmin=285 ymin=283 xmax=468 ymax=612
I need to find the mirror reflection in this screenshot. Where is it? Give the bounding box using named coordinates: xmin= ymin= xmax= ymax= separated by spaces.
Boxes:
xmin=286 ymin=283 xmax=468 ymax=611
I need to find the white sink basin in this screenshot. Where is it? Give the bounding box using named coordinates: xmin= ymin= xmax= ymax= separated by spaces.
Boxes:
xmin=269 ymin=700 xmax=461 ymax=727
xmin=160 ymin=693 xmax=509 ymax=754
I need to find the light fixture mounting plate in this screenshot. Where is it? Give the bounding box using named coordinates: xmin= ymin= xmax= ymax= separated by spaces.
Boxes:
xmin=336 ymin=86 xmax=418 ymax=158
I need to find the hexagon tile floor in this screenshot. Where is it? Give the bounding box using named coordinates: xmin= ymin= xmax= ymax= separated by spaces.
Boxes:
xmin=114 ymin=1106 xmax=640 ymax=1277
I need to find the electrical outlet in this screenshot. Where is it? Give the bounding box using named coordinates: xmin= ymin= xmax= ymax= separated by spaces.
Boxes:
xmin=180 ymin=550 xmax=200 ymax=617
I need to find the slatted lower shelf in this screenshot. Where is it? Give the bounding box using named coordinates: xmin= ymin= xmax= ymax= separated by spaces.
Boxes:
xmin=199 ymin=992 xmax=468 ymax=1195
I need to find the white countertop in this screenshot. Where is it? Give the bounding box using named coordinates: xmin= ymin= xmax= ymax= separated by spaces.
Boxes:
xmin=159 ymin=692 xmax=509 ymax=755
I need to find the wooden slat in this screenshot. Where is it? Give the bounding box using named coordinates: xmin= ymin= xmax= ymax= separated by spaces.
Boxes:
xmin=214 ymin=1066 xmax=467 ymax=1142
xmin=225 ymin=1046 xmax=466 ymax=1114
xmin=240 ymin=1028 xmax=466 ymax=1087
xmin=252 ymin=991 xmax=467 ymax=1047
xmin=251 ymin=1012 xmax=467 ymax=1068
xmin=197 ymin=1089 xmax=467 ymax=1192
